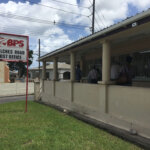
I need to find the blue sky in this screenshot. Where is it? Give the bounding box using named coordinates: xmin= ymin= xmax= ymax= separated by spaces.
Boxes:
xmin=0 ymin=0 xmax=150 ymax=67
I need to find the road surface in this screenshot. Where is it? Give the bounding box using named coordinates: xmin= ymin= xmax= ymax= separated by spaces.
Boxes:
xmin=0 ymin=95 xmax=34 ymax=104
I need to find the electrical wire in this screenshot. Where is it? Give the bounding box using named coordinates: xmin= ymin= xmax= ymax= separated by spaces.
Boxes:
xmin=95 ymin=11 xmax=106 ymax=28
xmin=0 ymin=12 xmax=90 ymax=30
xmin=98 ymin=9 xmax=107 ymax=26
xmin=88 ymin=8 xmax=101 ymax=31
xmin=26 ymin=0 xmax=89 ymax=9
xmin=88 ymin=0 xmax=106 ymax=28
xmin=21 ymin=0 xmax=89 ymax=17
xmin=0 ymin=25 xmax=88 ymax=41
xmin=0 ymin=25 xmax=90 ymax=40
xmin=88 ymin=16 xmax=99 ymax=31
xmin=95 ymin=18 xmax=102 ymax=31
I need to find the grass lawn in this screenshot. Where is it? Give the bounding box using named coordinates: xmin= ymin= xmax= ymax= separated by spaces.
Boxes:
xmin=0 ymin=101 xmax=142 ymax=150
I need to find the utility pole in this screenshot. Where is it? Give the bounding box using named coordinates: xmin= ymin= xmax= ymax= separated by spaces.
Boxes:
xmin=92 ymin=0 xmax=95 ymax=34
xmin=38 ymin=39 xmax=40 ymax=79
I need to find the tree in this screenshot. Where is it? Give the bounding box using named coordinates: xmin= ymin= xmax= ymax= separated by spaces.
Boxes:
xmin=8 ymin=50 xmax=33 ymax=78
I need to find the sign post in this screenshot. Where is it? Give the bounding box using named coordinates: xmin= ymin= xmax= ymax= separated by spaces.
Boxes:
xmin=0 ymin=33 xmax=29 ymax=112
xmin=25 ymin=41 xmax=29 ymax=113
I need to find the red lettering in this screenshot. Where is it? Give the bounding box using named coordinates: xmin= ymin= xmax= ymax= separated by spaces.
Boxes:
xmin=19 ymin=40 xmax=24 ymax=47
xmin=7 ymin=39 xmax=13 ymax=46
xmin=13 ymin=40 xmax=19 ymax=46
xmin=7 ymin=39 xmax=24 ymax=47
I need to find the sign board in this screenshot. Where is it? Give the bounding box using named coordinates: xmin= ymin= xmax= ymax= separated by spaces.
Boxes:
xmin=0 ymin=33 xmax=28 ymax=62
xmin=0 ymin=33 xmax=29 ymax=112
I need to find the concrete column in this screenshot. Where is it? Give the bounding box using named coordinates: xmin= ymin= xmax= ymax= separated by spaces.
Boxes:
xmin=102 ymin=41 xmax=111 ymax=84
xmin=42 ymin=61 xmax=46 ymax=80
xmin=42 ymin=61 xmax=46 ymax=92
xmin=70 ymin=52 xmax=75 ymax=81
xmin=53 ymin=57 xmax=58 ymax=81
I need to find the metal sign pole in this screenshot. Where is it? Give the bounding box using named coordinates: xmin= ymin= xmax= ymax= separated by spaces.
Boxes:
xmin=25 ymin=48 xmax=29 ymax=112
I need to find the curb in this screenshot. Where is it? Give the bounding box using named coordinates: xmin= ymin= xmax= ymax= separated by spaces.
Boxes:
xmin=0 ymin=94 xmax=34 ymax=98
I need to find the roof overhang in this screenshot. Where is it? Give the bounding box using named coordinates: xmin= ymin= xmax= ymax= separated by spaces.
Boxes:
xmin=39 ymin=9 xmax=150 ymax=61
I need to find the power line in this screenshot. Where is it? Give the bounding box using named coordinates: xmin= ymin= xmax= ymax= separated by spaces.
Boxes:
xmin=98 ymin=9 xmax=107 ymax=26
xmin=26 ymin=0 xmax=89 ymax=9
xmin=0 ymin=27 xmax=89 ymax=39
xmin=88 ymin=0 xmax=106 ymax=29
xmin=0 ymin=25 xmax=89 ymax=40
xmin=88 ymin=16 xmax=99 ymax=31
xmin=88 ymin=6 xmax=101 ymax=31
xmin=21 ymin=0 xmax=89 ymax=17
xmin=95 ymin=18 xmax=102 ymax=31
xmin=95 ymin=11 xmax=106 ymax=28
xmin=0 ymin=12 xmax=90 ymax=30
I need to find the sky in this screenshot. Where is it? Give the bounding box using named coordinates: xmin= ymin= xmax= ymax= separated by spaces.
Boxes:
xmin=0 ymin=0 xmax=150 ymax=68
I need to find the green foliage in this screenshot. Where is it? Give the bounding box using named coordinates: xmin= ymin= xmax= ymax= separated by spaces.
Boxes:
xmin=0 ymin=101 xmax=142 ymax=150
xmin=8 ymin=50 xmax=33 ymax=77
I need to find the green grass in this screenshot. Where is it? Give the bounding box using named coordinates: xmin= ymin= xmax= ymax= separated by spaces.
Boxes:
xmin=0 ymin=101 xmax=142 ymax=150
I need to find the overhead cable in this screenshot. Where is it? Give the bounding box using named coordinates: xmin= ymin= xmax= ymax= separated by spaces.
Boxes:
xmin=88 ymin=0 xmax=106 ymax=28
xmin=0 ymin=12 xmax=90 ymax=30
xmin=95 ymin=11 xmax=106 ymax=28
xmin=0 ymin=25 xmax=89 ymax=39
xmin=26 ymin=0 xmax=89 ymax=9
xmin=88 ymin=7 xmax=101 ymax=31
xmin=22 ymin=0 xmax=89 ymax=17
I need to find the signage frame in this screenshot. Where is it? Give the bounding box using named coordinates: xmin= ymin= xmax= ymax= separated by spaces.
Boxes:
xmin=0 ymin=32 xmax=29 ymax=63
xmin=0 ymin=32 xmax=29 ymax=112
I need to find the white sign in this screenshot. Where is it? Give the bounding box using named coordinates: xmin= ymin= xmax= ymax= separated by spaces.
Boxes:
xmin=0 ymin=33 xmax=28 ymax=62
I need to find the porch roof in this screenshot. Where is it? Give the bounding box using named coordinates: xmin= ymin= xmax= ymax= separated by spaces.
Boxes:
xmin=40 ymin=9 xmax=150 ymax=61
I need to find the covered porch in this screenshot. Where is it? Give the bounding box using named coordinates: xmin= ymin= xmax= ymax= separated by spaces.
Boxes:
xmin=37 ymin=10 xmax=150 ymax=140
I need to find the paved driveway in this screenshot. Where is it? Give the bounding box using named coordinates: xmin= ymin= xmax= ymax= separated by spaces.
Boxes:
xmin=0 ymin=95 xmax=34 ymax=104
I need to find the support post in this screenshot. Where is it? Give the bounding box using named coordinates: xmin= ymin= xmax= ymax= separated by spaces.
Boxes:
xmin=53 ymin=57 xmax=58 ymax=96
xmin=70 ymin=52 xmax=75 ymax=82
xmin=102 ymin=41 xmax=111 ymax=84
xmin=70 ymin=52 xmax=75 ymax=102
xmin=38 ymin=39 xmax=40 ymax=79
xmin=25 ymin=48 xmax=29 ymax=113
xmin=53 ymin=57 xmax=58 ymax=81
xmin=101 ymin=41 xmax=111 ymax=113
xmin=42 ymin=61 xmax=46 ymax=92
xmin=42 ymin=61 xmax=46 ymax=80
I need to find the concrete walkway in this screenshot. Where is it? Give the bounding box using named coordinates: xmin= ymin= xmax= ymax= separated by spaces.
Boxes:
xmin=0 ymin=95 xmax=34 ymax=104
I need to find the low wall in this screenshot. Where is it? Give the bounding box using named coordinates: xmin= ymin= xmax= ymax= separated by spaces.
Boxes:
xmin=108 ymin=85 xmax=150 ymax=138
xmin=0 ymin=82 xmax=34 ymax=97
xmin=73 ymin=83 xmax=100 ymax=111
xmin=42 ymin=80 xmax=53 ymax=103
xmin=34 ymin=81 xmax=40 ymax=101
xmin=55 ymin=81 xmax=71 ymax=101
xmin=37 ymin=80 xmax=150 ymax=139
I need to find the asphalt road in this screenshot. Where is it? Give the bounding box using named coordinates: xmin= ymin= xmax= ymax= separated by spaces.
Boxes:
xmin=0 ymin=95 xmax=34 ymax=104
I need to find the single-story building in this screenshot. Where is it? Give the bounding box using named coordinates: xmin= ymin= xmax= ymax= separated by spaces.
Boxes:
xmin=29 ymin=63 xmax=70 ymax=80
xmin=36 ymin=9 xmax=150 ymax=144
